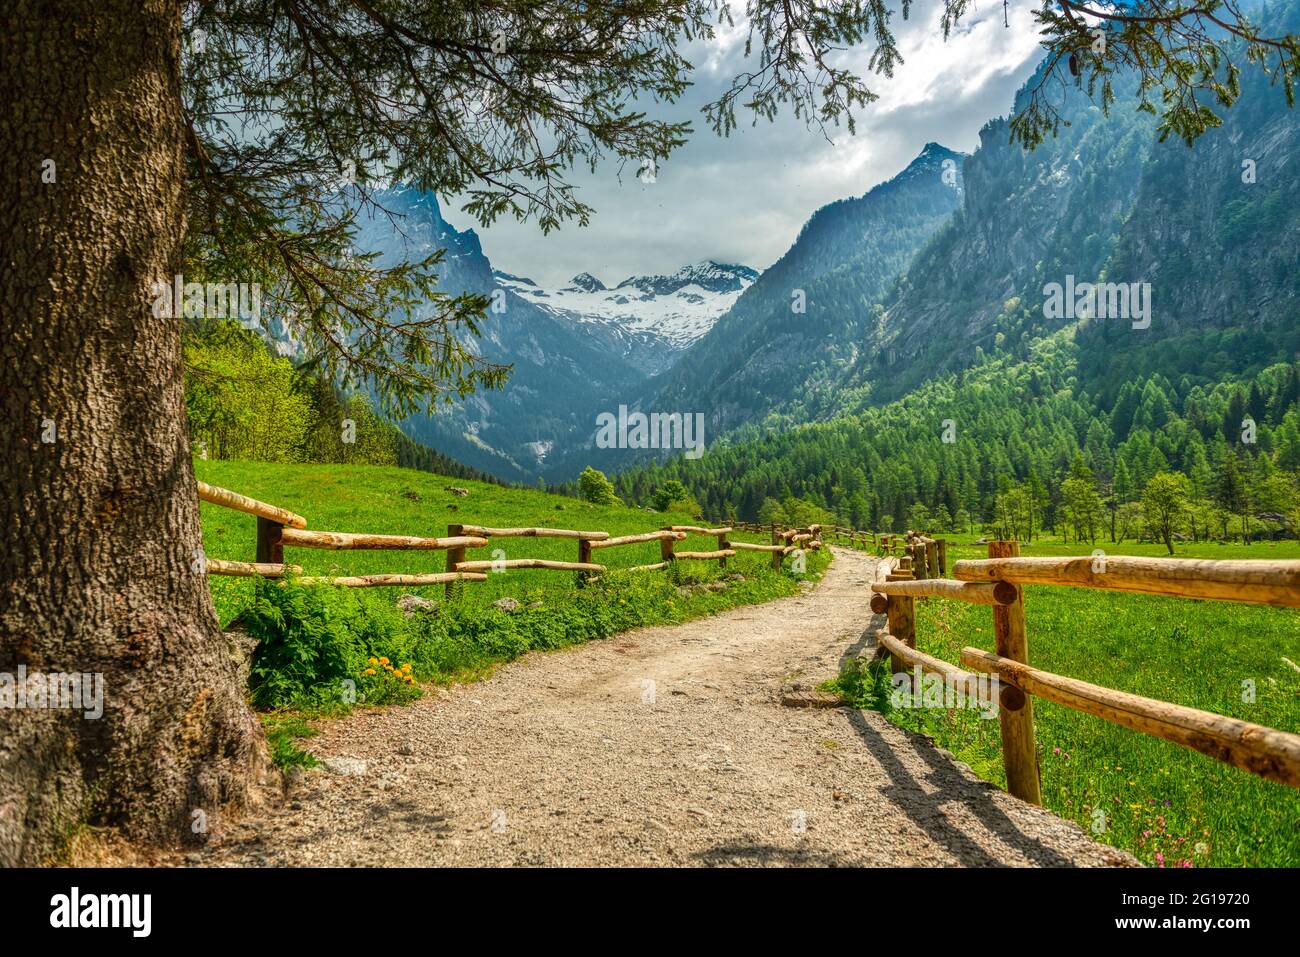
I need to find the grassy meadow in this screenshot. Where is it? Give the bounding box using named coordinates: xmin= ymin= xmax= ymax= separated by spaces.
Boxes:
xmin=860 ymin=535 xmax=1300 ymax=868
xmin=196 ymin=460 xmax=1298 ymax=866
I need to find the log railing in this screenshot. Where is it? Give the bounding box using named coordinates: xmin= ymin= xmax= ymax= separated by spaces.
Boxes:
xmin=747 ymin=521 xmax=948 ymax=574
xmin=197 ymin=482 xmax=808 ymax=589
xmin=868 ymin=541 xmax=1300 ymax=799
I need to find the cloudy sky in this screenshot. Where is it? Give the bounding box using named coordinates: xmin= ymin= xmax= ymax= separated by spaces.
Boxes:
xmin=453 ymin=1 xmax=1048 ymax=288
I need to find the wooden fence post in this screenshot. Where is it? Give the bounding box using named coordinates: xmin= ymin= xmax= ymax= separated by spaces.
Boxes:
xmin=717 ymin=529 xmax=729 ymax=569
xmin=256 ymin=517 xmax=284 ymax=565
xmin=911 ymin=542 xmax=928 ymax=579
xmin=989 ymin=539 xmax=1042 ymax=805
xmin=770 ymin=526 xmax=783 ymax=571
xmin=660 ymin=528 xmax=676 ymax=569
xmin=937 ymin=538 xmax=948 ymax=576
xmin=926 ymin=540 xmax=939 ymax=580
xmin=885 ymin=570 xmax=915 ymax=677
xmin=445 ymin=523 xmax=466 ymax=597
xmin=578 ymin=537 xmax=594 ymax=583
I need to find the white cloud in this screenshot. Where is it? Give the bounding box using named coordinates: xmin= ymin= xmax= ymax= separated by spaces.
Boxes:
xmin=454 ymin=1 xmax=1048 ymax=286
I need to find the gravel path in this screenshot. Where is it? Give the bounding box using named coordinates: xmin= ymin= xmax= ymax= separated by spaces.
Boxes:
xmin=195 ymin=548 xmax=1136 ymax=867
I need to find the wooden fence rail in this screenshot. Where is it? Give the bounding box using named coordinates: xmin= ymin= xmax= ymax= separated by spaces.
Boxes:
xmin=197 ymin=482 xmax=811 ymax=590
xmin=868 ymin=540 xmax=1300 ymax=801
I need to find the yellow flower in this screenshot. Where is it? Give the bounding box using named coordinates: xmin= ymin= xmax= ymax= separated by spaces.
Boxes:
xmin=367 ymin=657 xmax=378 ymax=666
xmin=363 ymin=668 xmax=376 ymax=676
xmin=402 ymin=663 xmax=412 ymax=673
xmin=378 ymin=657 xmax=390 ymax=665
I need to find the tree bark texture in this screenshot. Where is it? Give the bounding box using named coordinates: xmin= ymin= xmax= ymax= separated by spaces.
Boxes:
xmin=0 ymin=0 xmax=274 ymax=865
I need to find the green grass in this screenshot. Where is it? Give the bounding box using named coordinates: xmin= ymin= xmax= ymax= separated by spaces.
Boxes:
xmin=859 ymin=534 xmax=1300 ymax=868
xmin=262 ymin=714 xmax=320 ymax=770
xmin=196 ymin=460 xmax=829 ymax=768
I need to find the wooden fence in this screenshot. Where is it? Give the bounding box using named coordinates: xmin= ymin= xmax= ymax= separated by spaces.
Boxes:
xmin=197 ymin=481 xmax=821 ymax=590
xmin=868 ymin=539 xmax=1300 ymax=799
xmin=198 ymin=481 xmax=1299 ymax=795
xmin=728 ymin=521 xmax=948 ymax=574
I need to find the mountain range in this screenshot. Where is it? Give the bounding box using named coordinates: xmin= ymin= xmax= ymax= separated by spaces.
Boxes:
xmin=344 ymin=5 xmax=1300 ymax=510
xmin=493 ymin=260 xmax=757 ymax=376
xmin=606 ymin=3 xmax=1300 ymax=524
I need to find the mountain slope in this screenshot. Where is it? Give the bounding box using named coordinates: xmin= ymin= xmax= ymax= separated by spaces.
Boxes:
xmin=350 ymin=188 xmax=649 ymax=481
xmin=541 ymin=142 xmax=967 ymax=480
xmin=645 ymin=142 xmax=966 ymax=429
xmin=848 ymin=11 xmax=1300 ymax=408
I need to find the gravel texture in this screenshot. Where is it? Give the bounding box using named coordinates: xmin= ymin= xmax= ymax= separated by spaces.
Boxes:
xmin=192 ymin=548 xmax=1137 ymax=867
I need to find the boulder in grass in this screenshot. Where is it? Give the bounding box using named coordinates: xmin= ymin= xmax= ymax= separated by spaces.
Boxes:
xmin=397 ymin=594 xmax=439 ymax=617
xmin=444 ymin=486 xmax=470 ymax=497
xmin=492 ymin=597 xmax=521 ymax=613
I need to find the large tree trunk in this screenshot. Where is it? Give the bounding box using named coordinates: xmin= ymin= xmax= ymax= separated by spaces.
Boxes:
xmin=0 ymin=0 xmax=274 ymax=865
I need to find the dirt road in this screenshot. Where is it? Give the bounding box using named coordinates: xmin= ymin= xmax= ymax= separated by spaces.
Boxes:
xmin=196 ymin=548 xmax=1135 ymax=867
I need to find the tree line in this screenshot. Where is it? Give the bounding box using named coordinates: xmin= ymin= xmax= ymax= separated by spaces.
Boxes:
xmin=609 ymin=340 xmax=1300 ymax=550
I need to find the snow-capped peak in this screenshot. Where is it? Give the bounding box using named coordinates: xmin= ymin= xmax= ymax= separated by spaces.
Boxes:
xmin=567 ymin=272 xmax=606 ymax=292
xmin=616 ymin=260 xmax=759 ymax=297
xmin=493 ymin=258 xmax=758 ymax=369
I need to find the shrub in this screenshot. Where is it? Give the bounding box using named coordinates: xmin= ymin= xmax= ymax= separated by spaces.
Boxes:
xmin=243 ymin=579 xmax=410 ymax=708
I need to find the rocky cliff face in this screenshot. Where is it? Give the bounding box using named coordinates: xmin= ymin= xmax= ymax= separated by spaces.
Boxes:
xmin=852 ymin=18 xmax=1300 ymax=407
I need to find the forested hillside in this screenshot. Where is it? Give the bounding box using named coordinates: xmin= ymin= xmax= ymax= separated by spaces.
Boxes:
xmin=615 ymin=335 xmax=1300 ymax=544
xmin=184 ymin=320 xmax=505 ymax=485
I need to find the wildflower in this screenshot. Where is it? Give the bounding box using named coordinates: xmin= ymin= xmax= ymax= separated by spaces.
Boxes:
xmin=379 ymin=657 xmax=390 ymax=665
xmin=1154 ymin=852 xmax=1165 ymax=867
xmin=367 ymin=657 xmax=378 ymax=666
xmin=402 ymin=663 xmax=412 ymax=673
xmin=364 ymin=668 xmax=376 ymax=676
